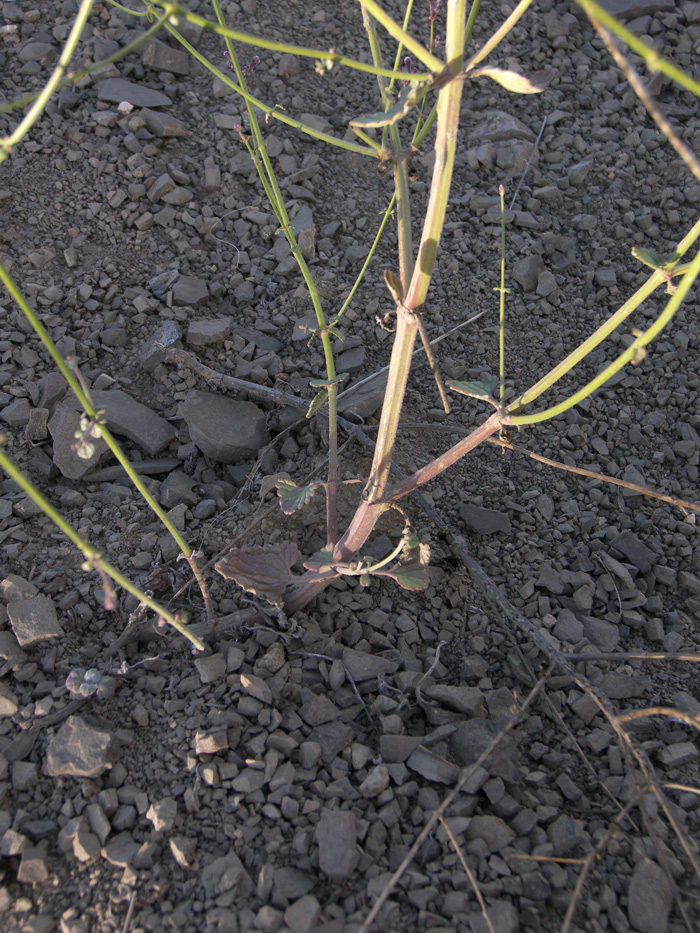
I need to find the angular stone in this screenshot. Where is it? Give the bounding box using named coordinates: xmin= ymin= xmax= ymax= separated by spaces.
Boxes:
xmin=359 ymin=765 xmax=390 ymax=798
xmin=285 ymin=895 xmax=320 ymax=933
xmin=341 ymin=646 xmax=399 ymax=682
xmin=138 ymin=321 xmax=182 ymax=372
xmin=407 ymin=746 xmax=459 ymax=784
xmin=170 ymin=835 xmax=196 ymax=867
xmin=379 ymin=734 xmax=422 ymax=763
xmin=471 ymin=110 xmax=535 ymax=143
xmin=628 ymin=858 xmax=673 ymax=933
xmin=240 ymin=673 xmax=273 ymax=705
xmin=602 ymin=0 xmax=674 ymax=18
xmin=272 ymin=867 xmax=315 ymax=902
xmin=581 ymin=616 xmax=620 ymax=651
xmin=470 ymin=900 xmax=519 ymax=933
xmin=7 ymin=594 xmax=62 ymax=647
xmin=97 ymin=78 xmax=172 ymax=108
xmin=299 ymin=694 xmax=339 ymax=726
xmin=186 ymin=318 xmax=231 ymax=346
xmin=598 ymin=671 xmax=649 ymax=699
xmin=142 ymin=40 xmax=190 ymax=75
xmin=468 ymin=815 xmax=516 ymax=853
xmin=140 ymin=108 xmax=189 ymax=137
xmin=0 ymin=681 xmax=19 ymax=717
xmin=45 ymin=716 xmax=115 ymax=778
xmin=146 ymin=797 xmax=177 ymax=833
xmin=316 ymin=809 xmax=359 ymax=880
xmin=148 ymin=173 xmax=176 ymax=203
xmin=338 ymin=372 xmax=388 ymax=420
xmin=49 ymin=402 xmax=111 ymax=479
xmin=194 ymin=730 xmax=229 ymax=756
xmin=513 ymin=254 xmax=544 ymax=292
xmin=548 ymin=813 xmax=587 ymax=856
xmin=173 ymin=276 xmax=209 ymax=307
xmin=102 ymin=831 xmax=139 ymax=868
xmin=159 ymin=470 xmax=197 ymax=507
xmin=0 ymin=397 xmax=31 ymax=427
xmin=88 ymin=390 xmax=177 ymax=456
xmin=424 ymin=685 xmax=485 ymax=716
xmin=179 ymin=391 xmax=270 ymax=463
xmin=201 ymin=851 xmax=253 ymax=898
xmin=460 ymin=503 xmax=511 ymax=535
xmin=17 ymin=845 xmax=49 ymax=883
xmin=195 ymin=653 xmax=226 ymax=684
xmin=451 ymin=718 xmax=521 ymax=783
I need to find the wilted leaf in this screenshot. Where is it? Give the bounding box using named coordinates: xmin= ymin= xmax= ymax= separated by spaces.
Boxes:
xmin=306 ymin=390 xmax=328 ymax=419
xmin=448 ymin=375 xmax=499 ymax=402
xmin=302 ymin=546 xmax=335 ymax=571
xmin=350 ymin=82 xmax=423 ymax=129
xmin=375 ymin=559 xmax=430 ymax=591
xmin=384 ymin=269 xmax=404 ymax=305
xmin=309 ymin=373 xmax=349 ymax=389
xmin=277 ymin=478 xmax=323 ymax=514
xmin=469 ymin=66 xmax=555 ymax=94
xmin=216 ymin=541 xmax=302 ymax=606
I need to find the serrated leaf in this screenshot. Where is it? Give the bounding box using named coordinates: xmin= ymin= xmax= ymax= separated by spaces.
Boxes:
xmin=306 ymin=390 xmax=328 ymax=419
xmin=448 ymin=376 xmax=499 ymax=402
xmin=215 ymin=541 xmax=302 ymax=607
xmin=276 ymin=478 xmax=322 ymax=515
xmin=303 ymin=546 xmax=335 ymax=572
xmin=308 ymin=373 xmax=349 ymax=389
xmin=469 ymin=66 xmax=555 ymax=94
xmin=375 ymin=559 xmax=430 ymax=591
xmin=631 ymin=246 xmax=680 ymax=270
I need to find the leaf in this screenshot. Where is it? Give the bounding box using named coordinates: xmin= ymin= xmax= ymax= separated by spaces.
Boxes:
xmin=215 ymin=541 xmax=302 ymax=607
xmin=276 ymin=478 xmax=322 ymax=515
xmin=631 ymin=246 xmax=680 ymax=271
xmin=308 ymin=373 xmax=349 ymax=389
xmin=375 ymin=559 xmax=430 ymax=591
xmin=448 ymin=375 xmax=500 ymax=402
xmin=384 ymin=269 xmax=404 ymax=305
xmin=469 ymin=66 xmax=556 ymax=94
xmin=302 ymin=546 xmax=336 ymax=572
xmin=350 ymin=82 xmax=423 ymax=129
xmin=306 ymin=390 xmax=328 ymax=419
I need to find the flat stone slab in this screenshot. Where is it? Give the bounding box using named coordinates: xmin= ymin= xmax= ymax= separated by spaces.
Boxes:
xmin=49 ymin=402 xmax=111 ymax=479
xmin=316 ymin=809 xmax=359 ymax=879
xmin=97 ymin=78 xmax=172 ymax=108
xmin=90 ymin=389 xmax=177 ymax=456
xmin=601 ymin=0 xmax=674 ymax=18
xmin=45 ymin=716 xmax=116 ymax=778
xmin=179 ymin=391 xmax=269 ymax=463
xmin=7 ymin=594 xmax=62 ymax=647
xmin=460 ymin=503 xmax=512 ymax=535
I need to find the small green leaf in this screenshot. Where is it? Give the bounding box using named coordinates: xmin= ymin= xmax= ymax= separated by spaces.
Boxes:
xmin=375 ymin=559 xmax=430 ymax=591
xmin=308 ymin=373 xmax=349 ymax=389
xmin=303 ymin=546 xmax=335 ymax=571
xmin=448 ymin=376 xmax=500 ymax=403
xmin=469 ymin=67 xmax=556 ymax=94
xmin=276 ymin=478 xmax=322 ymax=515
xmin=306 ymin=390 xmax=328 ymax=419
xmin=631 ymin=246 xmax=680 ymax=270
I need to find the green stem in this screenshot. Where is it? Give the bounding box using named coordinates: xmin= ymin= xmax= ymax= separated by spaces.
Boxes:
xmin=498 ymin=184 xmax=507 ymax=408
xmin=358 ymin=0 xmax=443 ymax=72
xmin=148 ymin=1 xmax=430 ymax=80
xmin=0 ymin=447 xmax=204 ymax=650
xmin=1 ymin=0 xmax=95 ymax=160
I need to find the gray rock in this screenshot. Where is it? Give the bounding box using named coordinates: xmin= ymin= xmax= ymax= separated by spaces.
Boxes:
xmin=89 ymin=390 xmax=177 ymax=456
xmin=179 ymin=391 xmax=269 ymax=463
xmin=140 ymin=108 xmax=190 ymax=137
xmin=146 ymin=798 xmax=177 ymax=833
xmin=102 ymin=831 xmax=139 ymax=868
xmin=628 ymin=858 xmax=674 ymax=933
xmin=186 ymin=318 xmax=231 ymax=346
xmin=335 ymin=346 xmax=366 ymax=372
xmin=316 ymin=809 xmax=360 ymax=879
xmin=469 ymin=900 xmax=519 ymax=933
xmin=471 ymin=110 xmax=535 ymax=143
xmin=284 ymin=895 xmax=320 ymax=933
xmin=610 ymin=531 xmax=658 ymax=573
xmin=424 ymin=685 xmax=485 ymax=716
xmin=49 ymin=402 xmax=111 ymax=479
xmin=460 ymin=503 xmax=511 ymax=535
xmin=159 ymin=470 xmax=197 ymax=507
xmin=0 ymin=681 xmax=19 ymax=716
xmin=0 ymin=397 xmax=31 ymax=427
xmin=467 ymin=815 xmax=515 ymax=853
xmin=7 ymin=594 xmax=62 ymax=647
xmin=603 ymin=0 xmax=674 ymax=18
xmin=46 ymin=716 xmax=115 ymax=778
xmin=598 ymin=671 xmax=649 ymax=699
xmin=379 ymin=734 xmax=422 ymax=763
xmin=568 ymin=158 xmax=594 ymax=185
xmin=341 ymin=646 xmax=399 ymax=682
xmin=553 ymin=609 xmax=584 ymax=644
xmin=201 ymin=851 xmax=254 ymax=898
xmin=451 ymin=718 xmax=521 ymax=783
xmin=406 ymin=746 xmax=459 ymax=784
xmin=338 ymin=372 xmax=388 ymax=420
xmin=18 ymin=42 xmax=57 ymax=65
xmin=173 ymin=276 xmax=209 ymax=308
xmin=138 ymin=321 xmax=182 ymax=372
xmin=512 ymin=255 xmax=544 ymax=292
xmin=548 ymin=813 xmax=587 ymax=856
xmin=581 ymin=616 xmax=620 ymax=651
xmin=97 ymin=78 xmax=172 ymax=108
xmin=142 ymin=40 xmax=190 ymax=75
xmin=271 ymin=867 xmax=315 ymax=903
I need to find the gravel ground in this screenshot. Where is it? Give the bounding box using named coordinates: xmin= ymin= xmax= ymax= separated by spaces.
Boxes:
xmin=1 ymin=0 xmax=700 ymax=931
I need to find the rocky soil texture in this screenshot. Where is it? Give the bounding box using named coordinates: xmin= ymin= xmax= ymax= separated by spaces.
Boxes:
xmin=1 ymin=0 xmax=700 ymax=931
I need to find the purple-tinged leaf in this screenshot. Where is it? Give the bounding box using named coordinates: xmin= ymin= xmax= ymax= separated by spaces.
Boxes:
xmin=302 ymin=546 xmax=335 ymax=572
xmin=215 ymin=542 xmax=302 ymax=607
xmin=276 ymin=478 xmax=323 ymax=515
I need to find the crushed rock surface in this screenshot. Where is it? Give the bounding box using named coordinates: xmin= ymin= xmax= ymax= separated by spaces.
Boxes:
xmin=0 ymin=0 xmax=699 ymax=931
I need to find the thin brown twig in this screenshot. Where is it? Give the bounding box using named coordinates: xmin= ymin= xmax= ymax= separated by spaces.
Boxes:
xmin=416 ymin=312 xmax=451 ymax=413
xmin=358 ymin=674 xmax=549 ymax=933
xmin=439 ymin=816 xmax=495 ymax=933
xmin=507 ymin=854 xmax=586 ymax=865
xmin=615 ymin=707 xmax=700 ymax=732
